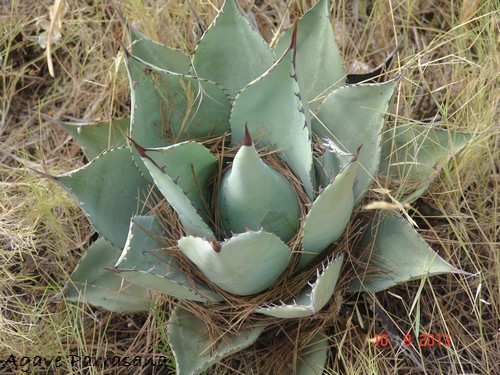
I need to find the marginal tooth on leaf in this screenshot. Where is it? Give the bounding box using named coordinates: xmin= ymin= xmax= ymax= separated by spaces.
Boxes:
xmin=321 ymin=138 xmax=329 ymax=149
xmin=243 ymin=123 xmax=253 ymax=146
xmin=172 ymin=175 xmax=180 ymax=184
xmin=323 ymin=138 xmax=351 ymax=157
xmin=210 ymin=238 xmax=221 ymax=253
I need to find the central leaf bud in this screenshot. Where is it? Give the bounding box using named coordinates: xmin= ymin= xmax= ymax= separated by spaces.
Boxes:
xmin=218 ymin=126 xmax=301 ymax=242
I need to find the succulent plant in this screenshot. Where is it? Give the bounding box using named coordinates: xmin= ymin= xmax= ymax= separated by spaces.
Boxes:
xmin=44 ymin=0 xmax=473 ymax=373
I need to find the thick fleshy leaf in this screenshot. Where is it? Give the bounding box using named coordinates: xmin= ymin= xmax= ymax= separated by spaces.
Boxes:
xmin=178 ymin=231 xmax=292 ymax=296
xmin=297 ymin=333 xmax=329 ymax=375
xmin=61 ymin=117 xmax=130 ymax=160
xmin=134 ymin=140 xmax=217 ymax=216
xmin=299 ymin=152 xmax=359 ymax=270
xmin=380 ymin=122 xmax=472 ymax=202
xmin=275 ymin=0 xmax=345 ymax=111
xmin=126 ymin=53 xmax=230 ymax=155
xmin=168 ymin=306 xmax=266 ymax=375
xmin=230 ymin=34 xmax=314 ymax=199
xmin=132 ymin=140 xmax=215 ymax=239
xmin=55 ymin=147 xmax=151 ymax=248
xmin=312 ymin=79 xmax=398 ymax=203
xmin=131 ymin=28 xmax=190 ymax=74
xmin=192 ymin=0 xmax=275 ymax=97
xmin=349 ymin=215 xmax=464 ymax=292
xmin=256 ymin=254 xmax=343 ymax=318
xmin=219 ymin=129 xmax=301 ymax=242
xmin=64 ymin=237 xmax=150 ymax=313
xmin=114 ymin=216 xmax=222 ymax=302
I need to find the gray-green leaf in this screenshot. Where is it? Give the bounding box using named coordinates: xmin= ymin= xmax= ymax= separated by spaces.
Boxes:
xmin=126 ymin=54 xmax=230 ymax=167
xmin=168 ymin=306 xmax=266 ymax=375
xmin=132 ymin=141 xmax=215 ymax=239
xmin=218 ymin=130 xmax=300 ymax=242
xmin=312 ymin=79 xmax=398 ymax=203
xmin=349 ymin=215 xmax=466 ymax=292
xmin=275 ymin=0 xmax=345 ymax=111
xmin=55 ymin=147 xmax=152 ymax=248
xmin=61 ymin=117 xmax=130 ymax=160
xmin=380 ymin=122 xmax=472 ymax=202
xmin=178 ymin=231 xmax=292 ymax=296
xmin=230 ymin=36 xmax=314 ymax=199
xmin=64 ymin=237 xmax=150 ymax=313
xmin=114 ymin=216 xmax=222 ymax=303
xmin=297 ymin=332 xmax=329 ymax=375
xmin=131 ymin=28 xmax=191 ymax=74
xmin=299 ymin=152 xmax=359 ymax=270
xmin=256 ymin=254 xmax=343 ymax=318
xmin=192 ymin=0 xmax=275 ymax=97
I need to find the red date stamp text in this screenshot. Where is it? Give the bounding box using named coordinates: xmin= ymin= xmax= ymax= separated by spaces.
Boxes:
xmin=374 ymin=333 xmax=451 ymax=347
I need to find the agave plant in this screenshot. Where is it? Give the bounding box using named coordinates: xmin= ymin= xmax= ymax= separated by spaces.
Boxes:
xmin=44 ymin=0 xmax=472 ymax=373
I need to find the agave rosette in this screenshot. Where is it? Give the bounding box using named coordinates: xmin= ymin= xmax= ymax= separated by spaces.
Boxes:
xmin=47 ymin=1 xmax=472 ymax=373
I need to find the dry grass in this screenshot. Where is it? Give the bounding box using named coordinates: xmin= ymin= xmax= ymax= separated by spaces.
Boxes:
xmin=1 ymin=0 xmax=498 ymax=374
